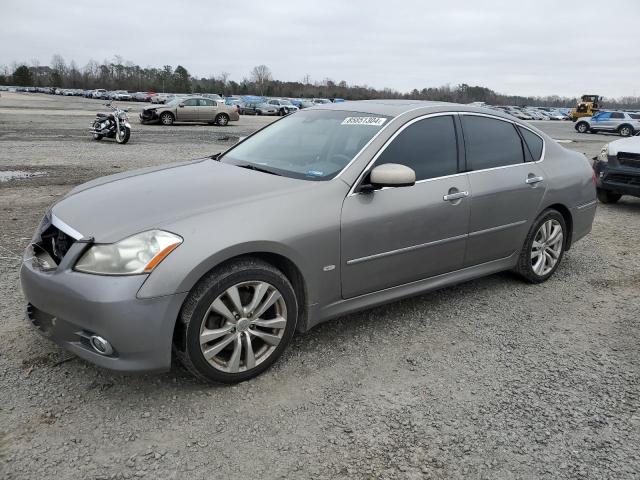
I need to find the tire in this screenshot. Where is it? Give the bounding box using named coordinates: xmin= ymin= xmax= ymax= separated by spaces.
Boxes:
xmin=597 ymin=189 xmax=621 ymax=204
xmin=618 ymin=125 xmax=633 ymax=137
xmin=174 ymin=258 xmax=298 ymax=384
xmin=115 ymin=125 xmax=130 ymax=144
xmin=92 ymin=121 xmax=103 ymax=140
xmin=215 ymin=113 xmax=229 ymax=126
xmin=160 ymin=112 xmax=174 ymax=126
xmin=576 ymin=122 xmax=589 ymax=133
xmin=514 ymin=209 xmax=567 ymax=283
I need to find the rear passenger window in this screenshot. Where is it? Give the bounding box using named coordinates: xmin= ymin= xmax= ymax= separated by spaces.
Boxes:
xmin=517 ymin=126 xmax=544 ymax=162
xmin=462 ymin=116 xmax=524 ymax=170
xmin=375 ymin=116 xmax=458 ymax=181
xmin=610 ymin=112 xmax=624 ymax=119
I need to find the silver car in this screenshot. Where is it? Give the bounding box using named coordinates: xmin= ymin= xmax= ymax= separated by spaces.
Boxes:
xmin=21 ymin=101 xmax=596 ymax=383
xmin=575 ymin=111 xmax=640 ymax=137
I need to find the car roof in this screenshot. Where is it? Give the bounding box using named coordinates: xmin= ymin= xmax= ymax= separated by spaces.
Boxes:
xmin=309 ymin=99 xmax=498 ymax=118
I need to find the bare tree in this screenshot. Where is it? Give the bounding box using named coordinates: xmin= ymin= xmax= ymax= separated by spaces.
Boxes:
xmin=250 ymin=65 xmax=272 ymax=95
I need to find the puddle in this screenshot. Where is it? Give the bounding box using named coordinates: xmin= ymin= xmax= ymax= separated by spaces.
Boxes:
xmin=0 ymin=170 xmax=46 ymax=182
xmin=211 ymin=133 xmax=240 ymax=144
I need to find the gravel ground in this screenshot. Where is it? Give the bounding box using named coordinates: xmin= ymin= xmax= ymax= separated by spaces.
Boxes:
xmin=0 ymin=92 xmax=638 ymax=480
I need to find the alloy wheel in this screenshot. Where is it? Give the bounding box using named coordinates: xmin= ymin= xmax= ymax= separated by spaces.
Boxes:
xmin=199 ymin=281 xmax=287 ymax=373
xmin=531 ymin=219 xmax=563 ymax=276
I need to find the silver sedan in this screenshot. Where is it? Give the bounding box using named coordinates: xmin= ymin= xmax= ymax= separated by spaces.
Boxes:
xmin=21 ymin=101 xmax=596 ymax=383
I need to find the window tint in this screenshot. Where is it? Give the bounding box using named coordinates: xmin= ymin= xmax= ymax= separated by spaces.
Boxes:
xmin=462 ymin=116 xmax=524 ymax=170
xmin=199 ymin=99 xmax=215 ymax=106
xmin=374 ymin=116 xmax=458 ymax=181
xmin=597 ymin=112 xmax=611 ymax=120
xmin=518 ymin=126 xmax=544 ymax=161
xmin=183 ymin=99 xmax=198 ymax=106
xmin=631 ymin=114 xmax=640 ymax=120
xmin=610 ymin=112 xmax=624 ymax=119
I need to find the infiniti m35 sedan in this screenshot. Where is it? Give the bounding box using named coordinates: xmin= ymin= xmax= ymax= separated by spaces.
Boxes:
xmin=21 ymin=101 xmax=597 ymax=383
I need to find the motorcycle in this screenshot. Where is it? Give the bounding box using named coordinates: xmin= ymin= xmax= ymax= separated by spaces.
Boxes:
xmin=89 ymin=103 xmax=131 ymax=144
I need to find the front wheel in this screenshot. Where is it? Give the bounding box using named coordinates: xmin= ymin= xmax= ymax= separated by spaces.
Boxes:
xmin=515 ymin=209 xmax=566 ymax=283
xmin=597 ymin=189 xmax=621 ymax=204
xmin=160 ymin=112 xmax=174 ymax=125
xmin=175 ymin=258 xmax=298 ymax=384
xmin=115 ymin=126 xmax=131 ymax=144
xmin=576 ymin=122 xmax=589 ymax=133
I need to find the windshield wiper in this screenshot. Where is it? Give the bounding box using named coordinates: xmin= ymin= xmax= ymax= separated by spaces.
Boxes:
xmin=236 ymin=164 xmax=282 ymax=176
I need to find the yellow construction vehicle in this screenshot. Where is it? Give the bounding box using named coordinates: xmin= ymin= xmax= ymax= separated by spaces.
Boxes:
xmin=570 ymin=95 xmax=601 ymax=121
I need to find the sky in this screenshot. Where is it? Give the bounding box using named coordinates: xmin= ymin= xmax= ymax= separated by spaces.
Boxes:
xmin=1 ymin=0 xmax=639 ymax=98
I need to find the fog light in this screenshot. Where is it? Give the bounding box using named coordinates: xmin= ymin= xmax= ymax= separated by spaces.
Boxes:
xmin=90 ymin=335 xmax=114 ymax=355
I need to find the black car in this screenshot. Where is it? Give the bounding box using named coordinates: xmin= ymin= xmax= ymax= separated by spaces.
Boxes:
xmin=592 ymin=133 xmax=640 ymax=203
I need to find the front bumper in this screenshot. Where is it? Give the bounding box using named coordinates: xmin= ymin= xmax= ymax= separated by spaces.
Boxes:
xmin=593 ymin=161 xmax=640 ymax=197
xmin=139 ymin=110 xmax=159 ymax=123
xmin=20 ymin=248 xmax=187 ymax=372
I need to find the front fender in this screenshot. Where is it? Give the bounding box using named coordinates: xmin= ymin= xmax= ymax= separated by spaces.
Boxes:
xmin=137 ymin=240 xmax=310 ymax=300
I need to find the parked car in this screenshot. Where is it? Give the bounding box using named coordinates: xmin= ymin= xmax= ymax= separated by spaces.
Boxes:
xmin=266 ymin=98 xmax=299 ymax=116
xmin=111 ymin=90 xmax=132 ymax=101
xmin=21 ymin=101 xmax=596 ymax=383
xmin=151 ymin=93 xmax=171 ymax=104
xmin=238 ymin=101 xmax=279 ymax=116
xmin=139 ymin=96 xmax=239 ymax=126
xmin=132 ymin=92 xmax=149 ymax=102
xmin=92 ymin=89 xmax=108 ymax=99
xmin=592 ymin=132 xmax=640 ymax=203
xmin=575 ymin=111 xmax=640 ymax=137
xmin=312 ymin=98 xmax=331 ymax=104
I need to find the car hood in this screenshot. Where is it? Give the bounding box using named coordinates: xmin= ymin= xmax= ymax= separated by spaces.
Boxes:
xmin=52 ymin=159 xmax=311 ymax=243
xmin=607 ymin=135 xmax=640 ymax=155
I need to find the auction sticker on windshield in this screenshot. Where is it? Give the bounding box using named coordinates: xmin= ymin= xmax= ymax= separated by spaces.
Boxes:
xmin=341 ymin=117 xmax=387 ymax=126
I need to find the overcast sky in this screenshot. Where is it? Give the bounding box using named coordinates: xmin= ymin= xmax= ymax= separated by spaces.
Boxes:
xmin=2 ymin=0 xmax=639 ymax=98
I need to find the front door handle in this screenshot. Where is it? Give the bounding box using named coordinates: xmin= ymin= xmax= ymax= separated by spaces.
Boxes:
xmin=443 ymin=191 xmax=469 ymax=202
xmin=526 ymin=175 xmax=544 ymax=185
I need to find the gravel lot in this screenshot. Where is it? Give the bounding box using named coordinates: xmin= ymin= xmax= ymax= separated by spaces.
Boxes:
xmin=1 ymin=92 xmax=638 ymax=480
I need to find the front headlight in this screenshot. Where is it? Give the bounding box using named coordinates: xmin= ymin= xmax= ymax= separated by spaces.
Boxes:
xmin=75 ymin=230 xmax=182 ymax=275
xmin=598 ymin=144 xmax=609 ymax=162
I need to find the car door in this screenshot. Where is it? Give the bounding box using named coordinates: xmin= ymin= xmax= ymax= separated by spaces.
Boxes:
xmin=608 ymin=112 xmax=625 ymax=131
xmin=198 ymin=99 xmax=218 ymax=122
xmin=460 ymin=114 xmax=547 ymax=267
xmin=340 ymin=114 xmax=470 ymax=298
xmin=591 ymin=112 xmax=610 ymax=130
xmin=176 ymin=98 xmax=199 ymax=121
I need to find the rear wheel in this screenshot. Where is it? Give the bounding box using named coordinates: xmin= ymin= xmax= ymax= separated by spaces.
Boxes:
xmin=175 ymin=258 xmax=298 ymax=384
xmin=215 ymin=113 xmax=229 ymax=126
xmin=576 ymin=122 xmax=589 ymax=133
xmin=160 ymin=112 xmax=174 ymax=125
xmin=597 ymin=189 xmax=621 ymax=204
xmin=92 ymin=121 xmax=103 ymax=140
xmin=515 ymin=209 xmax=566 ymax=283
xmin=618 ymin=125 xmax=633 ymax=137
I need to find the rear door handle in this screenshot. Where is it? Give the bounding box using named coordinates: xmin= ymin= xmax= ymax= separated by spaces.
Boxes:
xmin=443 ymin=191 xmax=469 ymax=202
xmin=526 ymin=175 xmax=544 ymax=185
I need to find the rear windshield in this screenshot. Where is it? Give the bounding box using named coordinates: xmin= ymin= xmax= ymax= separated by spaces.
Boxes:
xmin=221 ymin=110 xmax=390 ymax=180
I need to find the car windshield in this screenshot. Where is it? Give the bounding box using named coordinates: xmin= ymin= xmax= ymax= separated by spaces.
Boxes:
xmin=221 ymin=110 xmax=390 ymax=181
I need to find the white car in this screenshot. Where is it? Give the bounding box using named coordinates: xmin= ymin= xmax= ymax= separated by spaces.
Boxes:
xmin=593 ymin=132 xmax=640 ymax=203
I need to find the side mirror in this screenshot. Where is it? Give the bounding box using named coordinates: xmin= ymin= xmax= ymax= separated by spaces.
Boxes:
xmin=178 ymin=103 xmax=185 ymax=108
xmin=364 ymin=163 xmax=416 ymax=191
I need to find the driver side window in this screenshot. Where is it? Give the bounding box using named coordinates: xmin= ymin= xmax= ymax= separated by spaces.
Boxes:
xmin=183 ymin=99 xmax=198 ymax=107
xmin=374 ymin=116 xmax=459 ymax=181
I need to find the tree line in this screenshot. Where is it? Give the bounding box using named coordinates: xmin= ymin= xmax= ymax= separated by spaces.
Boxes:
xmin=2 ymin=55 xmax=640 ymax=109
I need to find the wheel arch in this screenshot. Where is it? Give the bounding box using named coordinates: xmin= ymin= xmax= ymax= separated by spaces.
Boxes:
xmin=544 ymin=203 xmax=573 ymax=250
xmin=618 ymin=123 xmax=634 ymax=134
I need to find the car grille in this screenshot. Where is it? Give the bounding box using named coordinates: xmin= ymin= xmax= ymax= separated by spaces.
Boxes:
xmin=37 ymin=224 xmax=75 ymax=265
xmin=618 ymin=152 xmax=640 ymax=168
xmin=606 ymin=173 xmax=640 ymax=186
